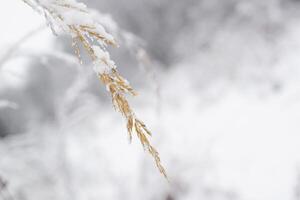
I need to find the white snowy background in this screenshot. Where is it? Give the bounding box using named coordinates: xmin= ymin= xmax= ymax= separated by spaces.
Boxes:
xmin=1 ymin=0 xmax=300 ymax=200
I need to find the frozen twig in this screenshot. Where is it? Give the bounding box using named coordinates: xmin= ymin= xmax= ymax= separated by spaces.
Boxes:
xmin=0 ymin=25 xmax=46 ymax=69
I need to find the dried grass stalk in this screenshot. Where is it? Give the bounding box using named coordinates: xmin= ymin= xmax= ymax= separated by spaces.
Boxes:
xmin=22 ymin=0 xmax=167 ymax=179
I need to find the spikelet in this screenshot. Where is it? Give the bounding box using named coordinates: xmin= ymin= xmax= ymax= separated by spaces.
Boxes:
xmin=22 ymin=0 xmax=167 ymax=179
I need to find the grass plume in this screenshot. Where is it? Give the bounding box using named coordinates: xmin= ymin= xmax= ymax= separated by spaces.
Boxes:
xmin=22 ymin=0 xmax=167 ymax=179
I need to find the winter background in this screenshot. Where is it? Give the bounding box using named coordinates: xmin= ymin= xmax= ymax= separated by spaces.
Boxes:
xmin=1 ymin=0 xmax=300 ymax=200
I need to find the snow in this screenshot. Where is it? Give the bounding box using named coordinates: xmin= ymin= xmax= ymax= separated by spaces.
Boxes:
xmin=61 ymin=11 xmax=93 ymax=25
xmin=1 ymin=1 xmax=300 ymax=200
xmin=92 ymin=45 xmax=116 ymax=74
xmin=167 ymin=90 xmax=300 ymax=200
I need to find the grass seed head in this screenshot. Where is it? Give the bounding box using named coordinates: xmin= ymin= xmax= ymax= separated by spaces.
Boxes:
xmin=23 ymin=0 xmax=168 ymax=179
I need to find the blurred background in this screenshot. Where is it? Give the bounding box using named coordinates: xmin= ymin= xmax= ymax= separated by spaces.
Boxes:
xmin=1 ymin=0 xmax=300 ymax=199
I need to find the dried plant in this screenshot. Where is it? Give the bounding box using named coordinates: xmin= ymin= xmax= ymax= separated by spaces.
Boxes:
xmin=21 ymin=0 xmax=167 ymax=178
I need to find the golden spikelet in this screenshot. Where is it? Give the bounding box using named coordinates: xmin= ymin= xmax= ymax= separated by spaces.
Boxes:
xmin=68 ymin=20 xmax=168 ymax=179
xmin=71 ymin=37 xmax=82 ymax=64
xmin=99 ymin=70 xmax=168 ymax=179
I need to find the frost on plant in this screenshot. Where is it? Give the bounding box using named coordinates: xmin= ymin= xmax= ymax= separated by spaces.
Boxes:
xmin=21 ymin=0 xmax=167 ymax=178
